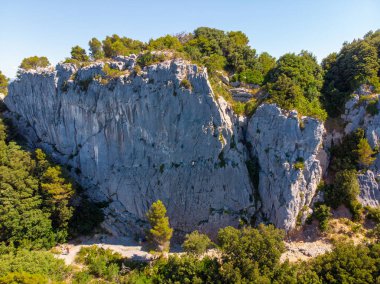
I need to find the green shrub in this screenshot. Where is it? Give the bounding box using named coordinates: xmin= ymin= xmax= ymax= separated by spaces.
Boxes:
xmin=182 ymin=230 xmax=214 ymax=255
xmin=0 ymin=248 xmax=70 ymax=281
xmin=294 ymin=158 xmax=305 ymax=170
xmin=0 ymin=272 xmax=48 ymax=284
xmin=76 ymin=246 xmax=122 ymax=281
xmin=313 ymin=204 xmax=332 ymax=232
xmin=137 ymin=52 xmax=166 ymax=67
xmin=366 ymin=99 xmax=379 ymax=116
xmin=217 ymin=224 xmax=285 ymax=276
xmin=180 ymin=78 xmax=192 ymax=90
xmin=366 ymin=206 xmax=380 ymax=223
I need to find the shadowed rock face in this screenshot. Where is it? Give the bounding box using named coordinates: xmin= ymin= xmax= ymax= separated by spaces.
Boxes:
xmin=4 ymin=57 xmax=326 ymax=236
xmin=246 ymin=105 xmax=325 ymax=231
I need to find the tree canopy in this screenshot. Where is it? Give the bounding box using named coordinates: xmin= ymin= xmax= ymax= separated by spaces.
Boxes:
xmin=19 ymin=56 xmax=50 ymax=70
xmin=0 ymin=71 xmax=8 ymax=95
xmin=322 ymin=30 xmax=380 ymax=116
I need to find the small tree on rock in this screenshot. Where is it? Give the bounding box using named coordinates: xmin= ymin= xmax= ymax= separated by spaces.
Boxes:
xmin=19 ymin=56 xmax=50 ymax=70
xmin=70 ymin=45 xmax=89 ymax=62
xmin=89 ymin=38 xmax=104 ymax=60
xmin=146 ymin=200 xmax=173 ymax=252
xmin=356 ymin=138 xmax=375 ymax=168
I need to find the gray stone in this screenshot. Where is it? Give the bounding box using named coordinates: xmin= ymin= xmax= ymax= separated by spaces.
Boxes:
xmin=246 ymin=104 xmax=325 ymax=231
xmin=5 ymin=59 xmax=255 ymax=237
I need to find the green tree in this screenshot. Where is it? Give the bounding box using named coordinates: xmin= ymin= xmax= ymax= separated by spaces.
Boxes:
xmin=322 ymin=31 xmax=380 ymax=116
xmin=313 ymin=204 xmax=332 ymax=232
xmin=88 ymin=37 xmax=104 ymax=60
xmin=204 ymin=54 xmax=226 ymax=73
xmin=182 ymin=230 xmax=214 ymax=255
xmin=146 ymin=200 xmax=173 ymax=252
xmin=356 ymin=138 xmax=375 ymax=168
xmin=19 ymin=56 xmax=50 ymax=70
xmin=310 ymin=242 xmax=377 ymax=283
xmin=0 ymin=71 xmax=8 ymax=95
xmin=148 ymin=35 xmax=183 ymax=51
xmin=266 ymin=51 xmax=327 ymax=120
xmin=70 ymin=45 xmax=89 ymax=61
xmin=102 ymin=34 xmax=145 ymax=58
xmin=217 ymin=224 xmax=285 ymax=278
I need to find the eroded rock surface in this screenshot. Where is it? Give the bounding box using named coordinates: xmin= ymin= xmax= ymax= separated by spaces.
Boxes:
xmin=247 ymin=105 xmax=325 ymax=230
xmin=342 ymin=91 xmax=380 ymax=207
xmin=4 ymin=57 xmax=327 ymax=236
xmin=5 ymin=58 xmax=254 ymax=236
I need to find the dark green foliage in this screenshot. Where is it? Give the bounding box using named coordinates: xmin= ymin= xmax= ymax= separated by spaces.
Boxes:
xmin=0 ymin=71 xmax=8 ymax=95
xmin=322 ymin=30 xmax=380 ymax=116
xmin=180 ymin=78 xmax=192 ymax=90
xmin=102 ymin=34 xmax=145 ymax=57
xmin=366 ymin=99 xmax=379 ymax=116
xmin=70 ymin=45 xmax=89 ymax=62
xmin=148 ymin=35 xmax=183 ymax=51
xmin=366 ymin=206 xmax=380 ymax=224
xmin=217 ymin=224 xmax=285 ymax=277
xmin=313 ymin=204 xmax=332 ymax=231
xmin=88 ymin=37 xmax=104 ymax=60
xmin=150 ymin=255 xmax=221 ymax=284
xmin=323 ymin=169 xmax=362 ymax=220
xmin=204 ymin=54 xmax=226 ymax=73
xmin=0 ymin=119 xmax=101 ymax=248
xmin=76 ymin=246 xmax=122 ymax=282
xmin=0 ymin=247 xmax=70 ymax=282
xmin=266 ymin=51 xmax=327 ymax=121
xmin=330 ymin=128 xmax=365 ymax=172
xmin=137 ymin=51 xmax=166 ymax=67
xmin=19 ymin=56 xmax=50 ymax=70
xmin=307 ymin=242 xmax=379 ymax=284
xmin=77 ymin=77 xmax=93 ymax=92
xmin=182 ymin=230 xmax=214 ymax=255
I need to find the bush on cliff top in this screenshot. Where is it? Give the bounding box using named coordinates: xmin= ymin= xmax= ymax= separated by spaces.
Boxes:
xmin=19 ymin=56 xmax=50 ymax=70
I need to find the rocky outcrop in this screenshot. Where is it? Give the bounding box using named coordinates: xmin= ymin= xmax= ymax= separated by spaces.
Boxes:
xmin=246 ymin=105 xmax=325 ymax=230
xmin=342 ymin=89 xmax=380 ymax=208
xmin=5 ymin=58 xmax=255 ymax=237
xmin=4 ymin=56 xmax=327 ymax=236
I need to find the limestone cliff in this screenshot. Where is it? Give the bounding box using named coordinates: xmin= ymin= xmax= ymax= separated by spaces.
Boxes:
xmin=342 ymin=89 xmax=380 ymax=207
xmin=246 ymin=105 xmax=325 ymax=230
xmin=3 ymin=57 xmax=326 ymax=235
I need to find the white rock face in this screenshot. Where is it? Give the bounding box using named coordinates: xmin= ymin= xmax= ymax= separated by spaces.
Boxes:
xmin=341 ymin=91 xmax=380 ymax=208
xmin=246 ymin=105 xmax=325 ymax=230
xmin=5 ymin=58 xmax=255 ymax=236
xmin=4 ymin=57 xmax=327 ymax=235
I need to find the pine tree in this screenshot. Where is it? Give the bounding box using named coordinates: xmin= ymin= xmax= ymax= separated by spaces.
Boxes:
xmin=357 ymin=138 xmax=375 ymax=167
xmin=70 ymin=45 xmax=89 ymax=62
xmin=146 ymin=200 xmax=173 ymax=252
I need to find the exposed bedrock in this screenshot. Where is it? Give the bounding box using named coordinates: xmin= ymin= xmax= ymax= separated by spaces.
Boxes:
xmin=4 ymin=57 xmax=327 ymax=236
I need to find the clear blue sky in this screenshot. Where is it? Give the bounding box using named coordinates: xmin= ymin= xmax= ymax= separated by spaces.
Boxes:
xmin=1 ymin=0 xmax=379 ymax=78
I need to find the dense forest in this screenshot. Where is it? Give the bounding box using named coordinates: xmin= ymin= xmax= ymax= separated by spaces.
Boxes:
xmin=0 ymin=27 xmax=380 ymax=283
